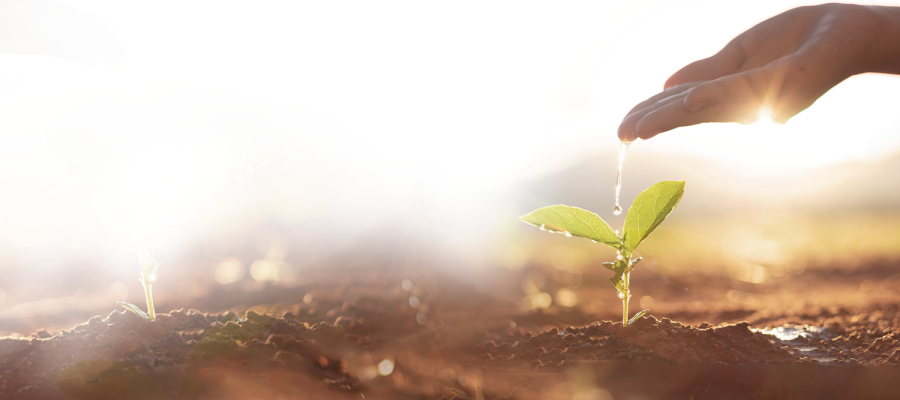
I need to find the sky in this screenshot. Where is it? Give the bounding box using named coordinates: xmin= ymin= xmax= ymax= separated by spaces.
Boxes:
xmin=3 ymin=0 xmax=900 ymax=257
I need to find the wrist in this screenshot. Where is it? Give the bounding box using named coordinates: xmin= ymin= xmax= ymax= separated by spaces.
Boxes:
xmin=863 ymin=5 xmax=900 ymax=75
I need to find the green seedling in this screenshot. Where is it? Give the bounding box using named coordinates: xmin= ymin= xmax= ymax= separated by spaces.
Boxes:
xmin=46 ymin=129 xmax=279 ymax=322
xmin=519 ymin=180 xmax=685 ymax=325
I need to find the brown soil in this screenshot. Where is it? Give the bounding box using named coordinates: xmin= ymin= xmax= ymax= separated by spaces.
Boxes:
xmin=3 ymin=259 xmax=900 ymax=400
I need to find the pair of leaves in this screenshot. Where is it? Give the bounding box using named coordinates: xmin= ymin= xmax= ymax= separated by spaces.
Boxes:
xmin=520 ymin=181 xmax=685 ymax=255
xmin=520 ymin=181 xmax=685 ymax=299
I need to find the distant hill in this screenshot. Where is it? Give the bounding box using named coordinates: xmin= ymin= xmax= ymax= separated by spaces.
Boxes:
xmin=508 ymin=149 xmax=900 ymax=218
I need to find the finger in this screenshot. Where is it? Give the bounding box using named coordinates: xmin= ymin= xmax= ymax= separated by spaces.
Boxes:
xmin=664 ymin=41 xmax=744 ymax=89
xmin=683 ymin=69 xmax=769 ymax=113
xmin=633 ymin=97 xmax=760 ymax=140
xmin=618 ymin=92 xmax=689 ymax=142
xmin=634 ymin=70 xmax=777 ymax=139
xmin=623 ymin=81 xmax=702 ymax=118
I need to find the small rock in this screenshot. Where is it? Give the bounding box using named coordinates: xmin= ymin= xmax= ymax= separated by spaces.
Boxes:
xmin=270 ymin=319 xmax=291 ymax=334
xmin=266 ymin=334 xmax=284 ymax=347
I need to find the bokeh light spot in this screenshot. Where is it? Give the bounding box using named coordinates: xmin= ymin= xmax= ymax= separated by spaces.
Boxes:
xmin=555 ymin=289 xmax=578 ymax=307
xmin=106 ymin=282 xmax=129 ymax=302
xmin=378 ymin=359 xmax=394 ymax=376
xmin=214 ymin=257 xmax=244 ymax=284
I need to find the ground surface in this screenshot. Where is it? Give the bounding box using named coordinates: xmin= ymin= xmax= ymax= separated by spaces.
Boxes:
xmin=2 ymin=251 xmax=900 ymax=400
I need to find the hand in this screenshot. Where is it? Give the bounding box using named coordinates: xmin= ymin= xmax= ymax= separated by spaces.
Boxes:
xmin=618 ymin=4 xmax=900 ymax=142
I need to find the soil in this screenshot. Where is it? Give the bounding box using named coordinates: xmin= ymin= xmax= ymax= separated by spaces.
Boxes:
xmin=3 ymin=254 xmax=900 ymax=400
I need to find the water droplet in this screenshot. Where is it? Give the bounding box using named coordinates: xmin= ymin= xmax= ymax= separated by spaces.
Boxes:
xmin=613 ymin=142 xmax=630 ymax=215
xmin=564 ymin=232 xmax=572 ymax=237
xmin=539 ymin=224 xmax=546 ymax=231
xmin=617 ymin=292 xmax=624 ymax=299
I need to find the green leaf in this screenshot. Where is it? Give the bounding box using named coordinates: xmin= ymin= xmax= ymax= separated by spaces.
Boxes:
xmin=53 ymin=359 xmax=167 ymax=400
xmin=623 ymin=181 xmax=685 ymax=253
xmin=628 ymin=310 xmax=650 ymax=325
xmin=608 ymin=259 xmax=629 ymax=296
xmin=602 ymin=262 xmax=616 ymax=271
xmin=117 ymin=302 xmax=150 ymax=320
xmin=520 ymin=205 xmax=620 ymax=249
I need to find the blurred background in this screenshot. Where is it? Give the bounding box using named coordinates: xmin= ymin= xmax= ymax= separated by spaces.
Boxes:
xmin=2 ymin=0 xmax=900 ymax=335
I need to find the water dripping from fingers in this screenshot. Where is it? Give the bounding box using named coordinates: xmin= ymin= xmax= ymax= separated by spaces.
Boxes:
xmin=613 ymin=141 xmax=630 ymax=215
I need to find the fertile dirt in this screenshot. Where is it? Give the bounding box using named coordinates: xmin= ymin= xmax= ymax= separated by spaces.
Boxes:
xmin=3 ymin=255 xmax=900 ymax=400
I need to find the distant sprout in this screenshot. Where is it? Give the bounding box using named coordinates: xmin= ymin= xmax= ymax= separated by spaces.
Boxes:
xmin=45 ymin=128 xmax=279 ymax=322
xmin=520 ymin=181 xmax=685 ymax=325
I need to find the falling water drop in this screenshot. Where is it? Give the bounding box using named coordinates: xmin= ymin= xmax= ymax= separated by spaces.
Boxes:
xmin=613 ymin=141 xmax=630 ymax=215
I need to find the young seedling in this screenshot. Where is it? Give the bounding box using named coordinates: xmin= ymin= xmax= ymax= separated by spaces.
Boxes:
xmin=519 ymin=181 xmax=685 ymax=325
xmin=46 ymin=129 xmax=279 ymax=322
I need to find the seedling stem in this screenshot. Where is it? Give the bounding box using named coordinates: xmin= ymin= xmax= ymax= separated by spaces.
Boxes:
xmin=622 ymin=270 xmax=630 ymax=325
xmin=138 ymin=247 xmax=158 ymax=322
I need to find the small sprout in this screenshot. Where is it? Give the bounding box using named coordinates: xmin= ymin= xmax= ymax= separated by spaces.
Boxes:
xmin=520 ymin=181 xmax=685 ymax=324
xmin=45 ymin=130 xmax=279 ymax=322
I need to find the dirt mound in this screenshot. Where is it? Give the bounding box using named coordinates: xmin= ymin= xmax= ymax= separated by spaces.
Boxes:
xmin=0 ymin=309 xmax=222 ymax=396
xmin=482 ymin=316 xmax=798 ymax=370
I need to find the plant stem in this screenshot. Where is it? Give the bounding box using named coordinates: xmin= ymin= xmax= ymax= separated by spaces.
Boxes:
xmin=622 ymin=269 xmax=630 ymax=325
xmin=138 ymin=247 xmax=157 ymax=322
xmin=142 ymin=272 xmax=157 ymax=322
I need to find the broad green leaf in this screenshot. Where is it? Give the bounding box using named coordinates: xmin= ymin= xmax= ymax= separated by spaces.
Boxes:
xmin=520 ymin=205 xmax=620 ymax=248
xmin=117 ymin=302 xmax=150 ymax=320
xmin=608 ymin=259 xmax=629 ymax=296
xmin=623 ymin=181 xmax=685 ymax=253
xmin=53 ymin=359 xmax=167 ymax=400
xmin=628 ymin=310 xmax=650 ymax=325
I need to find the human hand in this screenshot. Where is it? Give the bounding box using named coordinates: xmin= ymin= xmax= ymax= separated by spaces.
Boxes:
xmin=618 ymin=3 xmax=900 ymax=142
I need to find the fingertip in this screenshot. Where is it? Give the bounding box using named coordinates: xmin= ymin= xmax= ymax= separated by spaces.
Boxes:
xmin=617 ymin=123 xmax=637 ymax=143
xmin=617 ymin=112 xmax=642 ymax=142
xmin=637 ymin=130 xmax=660 ymax=140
